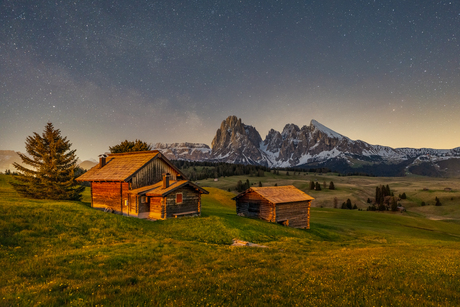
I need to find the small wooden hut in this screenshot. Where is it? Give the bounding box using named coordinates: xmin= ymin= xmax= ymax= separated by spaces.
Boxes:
xmin=233 ymin=186 xmax=314 ymax=229
xmin=76 ymin=151 xmax=208 ymax=219
xmin=128 ymin=176 xmax=208 ymax=219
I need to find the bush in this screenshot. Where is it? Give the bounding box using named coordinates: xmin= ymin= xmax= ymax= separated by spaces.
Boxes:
xmin=421 ymin=201 xmax=426 ymax=206
xmin=435 ymin=197 xmax=442 ymax=206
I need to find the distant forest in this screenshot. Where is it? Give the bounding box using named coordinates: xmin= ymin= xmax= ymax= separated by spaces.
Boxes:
xmin=170 ymin=160 xmax=331 ymax=180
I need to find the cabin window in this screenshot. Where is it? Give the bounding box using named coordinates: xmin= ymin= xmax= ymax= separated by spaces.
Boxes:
xmin=141 ymin=196 xmax=146 ymax=203
xmin=176 ymin=193 xmax=183 ymax=204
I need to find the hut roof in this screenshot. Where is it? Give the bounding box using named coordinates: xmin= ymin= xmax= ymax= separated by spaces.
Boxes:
xmin=129 ymin=180 xmax=209 ymax=197
xmin=76 ymin=151 xmax=185 ymax=182
xmin=233 ymin=185 xmax=314 ymax=204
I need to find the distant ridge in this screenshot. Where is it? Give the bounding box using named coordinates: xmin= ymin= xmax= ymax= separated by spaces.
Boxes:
xmin=152 ymin=116 xmax=460 ymax=177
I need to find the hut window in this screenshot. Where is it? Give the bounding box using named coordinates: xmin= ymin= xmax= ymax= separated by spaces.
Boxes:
xmin=141 ymin=196 xmax=146 ymax=203
xmin=176 ymin=193 xmax=183 ymax=204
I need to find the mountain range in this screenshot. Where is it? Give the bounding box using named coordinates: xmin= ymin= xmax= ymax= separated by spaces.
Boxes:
xmin=153 ymin=116 xmax=460 ymax=177
xmin=2 ymin=116 xmax=459 ymax=177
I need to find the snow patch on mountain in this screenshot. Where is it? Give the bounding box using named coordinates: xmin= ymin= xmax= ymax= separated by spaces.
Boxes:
xmin=310 ymin=120 xmax=348 ymax=140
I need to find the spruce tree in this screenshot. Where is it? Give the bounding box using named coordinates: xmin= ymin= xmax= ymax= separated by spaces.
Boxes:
xmin=236 ymin=180 xmax=243 ymax=192
xmin=391 ymin=197 xmax=398 ymax=211
xmin=346 ymin=199 xmax=352 ymax=209
xmin=11 ymin=123 xmax=85 ymax=200
xmin=315 ymin=182 xmax=321 ymax=191
xmin=329 ymin=181 xmax=335 ymax=190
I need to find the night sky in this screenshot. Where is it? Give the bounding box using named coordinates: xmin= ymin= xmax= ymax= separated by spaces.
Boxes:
xmin=1 ymin=1 xmax=459 ymax=161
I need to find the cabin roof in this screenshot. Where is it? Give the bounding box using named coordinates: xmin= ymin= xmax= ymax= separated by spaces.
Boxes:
xmin=233 ymin=185 xmax=314 ymax=204
xmin=76 ymin=151 xmax=185 ymax=182
xmin=129 ymin=180 xmax=209 ymax=197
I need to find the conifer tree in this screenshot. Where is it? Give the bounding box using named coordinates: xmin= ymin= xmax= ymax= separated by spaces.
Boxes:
xmin=346 ymin=199 xmax=352 ymax=209
xmin=236 ymin=180 xmax=243 ymax=192
xmin=391 ymin=197 xmax=398 ymax=211
xmin=11 ymin=123 xmax=85 ymax=200
xmin=315 ymin=182 xmax=321 ymax=191
xmin=259 ymin=181 xmax=262 ymax=187
xmin=310 ymin=181 xmax=315 ymax=190
xmin=329 ymin=181 xmax=335 ymax=190
xmin=109 ymin=139 xmax=152 ymax=153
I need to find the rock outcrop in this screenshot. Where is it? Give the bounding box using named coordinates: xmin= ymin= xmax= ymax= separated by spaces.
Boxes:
xmin=210 ymin=116 xmax=266 ymax=164
xmin=153 ymin=142 xmax=211 ymax=161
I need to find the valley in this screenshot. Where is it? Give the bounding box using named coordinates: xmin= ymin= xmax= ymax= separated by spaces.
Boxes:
xmin=1 ymin=173 xmax=460 ymax=305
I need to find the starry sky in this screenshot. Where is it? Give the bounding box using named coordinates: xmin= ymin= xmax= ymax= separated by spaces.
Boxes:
xmin=1 ymin=0 xmax=459 ymax=161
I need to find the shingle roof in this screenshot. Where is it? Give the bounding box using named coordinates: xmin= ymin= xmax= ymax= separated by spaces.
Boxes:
xmin=233 ymin=185 xmax=314 ymax=204
xmin=128 ymin=180 xmax=208 ymax=196
xmin=76 ymin=151 xmax=184 ymax=182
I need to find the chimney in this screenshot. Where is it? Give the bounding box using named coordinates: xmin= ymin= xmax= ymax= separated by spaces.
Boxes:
xmin=99 ymin=154 xmax=107 ymax=168
xmin=163 ymin=173 xmax=170 ymax=189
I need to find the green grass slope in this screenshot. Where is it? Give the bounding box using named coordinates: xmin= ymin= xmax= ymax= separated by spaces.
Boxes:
xmin=1 ymin=175 xmax=460 ymax=306
xmin=200 ymin=171 xmax=460 ymax=220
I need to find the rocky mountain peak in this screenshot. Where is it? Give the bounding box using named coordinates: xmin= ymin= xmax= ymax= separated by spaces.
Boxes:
xmin=263 ymin=129 xmax=283 ymax=153
xmin=310 ymin=119 xmax=346 ymax=140
xmin=281 ymin=123 xmax=300 ymax=140
xmin=210 ymin=116 xmax=265 ymax=164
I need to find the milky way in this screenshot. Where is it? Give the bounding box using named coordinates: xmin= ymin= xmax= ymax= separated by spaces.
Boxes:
xmin=1 ymin=1 xmax=459 ymax=160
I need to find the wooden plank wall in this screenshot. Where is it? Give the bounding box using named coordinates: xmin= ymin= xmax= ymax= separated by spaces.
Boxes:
xmin=276 ymin=200 xmax=311 ymax=228
xmin=149 ymin=197 xmax=164 ymax=219
xmin=164 ymin=186 xmax=201 ymax=218
xmin=92 ymin=182 xmax=129 ymax=213
xmin=131 ymin=158 xmax=179 ymax=189
xmin=236 ymin=191 xmax=275 ymax=221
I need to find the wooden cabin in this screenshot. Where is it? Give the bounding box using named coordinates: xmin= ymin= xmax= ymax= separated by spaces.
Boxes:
xmin=233 ymin=186 xmax=314 ymax=229
xmin=76 ymin=151 xmax=208 ymax=219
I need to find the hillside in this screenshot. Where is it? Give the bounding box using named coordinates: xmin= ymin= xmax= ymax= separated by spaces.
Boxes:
xmin=0 ymin=150 xmax=22 ymax=172
xmin=198 ymin=170 xmax=460 ymax=219
xmin=1 ymin=174 xmax=460 ymax=306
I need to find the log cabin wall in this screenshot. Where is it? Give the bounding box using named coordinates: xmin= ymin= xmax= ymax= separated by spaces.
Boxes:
xmin=121 ymin=182 xmax=130 ymax=215
xmin=275 ymin=200 xmax=311 ymax=228
xmin=136 ymin=196 xmax=150 ymax=218
xmin=149 ymin=197 xmax=164 ymax=219
xmin=128 ymin=194 xmax=138 ymax=217
xmin=130 ymin=158 xmax=179 ymax=189
xmin=164 ymin=186 xmax=201 ymax=218
xmin=92 ymin=182 xmax=129 ymax=214
xmin=236 ymin=191 xmax=275 ymax=221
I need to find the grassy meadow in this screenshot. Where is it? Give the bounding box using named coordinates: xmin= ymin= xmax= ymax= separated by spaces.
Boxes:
xmin=1 ymin=174 xmax=460 ymax=306
xmin=199 ymin=171 xmax=460 ymax=220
